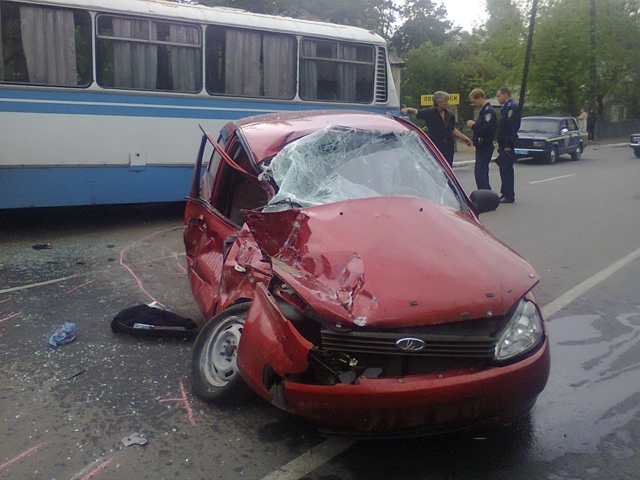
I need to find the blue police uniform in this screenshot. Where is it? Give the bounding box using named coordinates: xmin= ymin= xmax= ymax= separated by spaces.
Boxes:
xmin=470 ymin=102 xmax=497 ymax=190
xmin=495 ymin=98 xmax=521 ymax=202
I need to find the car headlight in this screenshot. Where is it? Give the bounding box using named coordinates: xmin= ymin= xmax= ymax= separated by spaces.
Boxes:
xmin=532 ymin=141 xmax=545 ymax=147
xmin=495 ymin=298 xmax=544 ymax=362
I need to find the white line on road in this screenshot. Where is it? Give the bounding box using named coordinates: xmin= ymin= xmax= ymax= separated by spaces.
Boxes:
xmin=542 ymin=245 xmax=640 ymax=319
xmin=261 ymin=438 xmax=358 ymax=480
xmin=529 ymin=174 xmax=576 ymax=184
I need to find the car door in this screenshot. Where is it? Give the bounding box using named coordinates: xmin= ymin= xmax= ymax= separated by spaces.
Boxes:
xmin=184 ymin=130 xmax=269 ymax=320
xmin=566 ymin=117 xmax=581 ymax=152
xmin=558 ymin=119 xmax=571 ymax=155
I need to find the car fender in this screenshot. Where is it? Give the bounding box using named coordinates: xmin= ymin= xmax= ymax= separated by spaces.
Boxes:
xmin=237 ymin=283 xmax=313 ymax=400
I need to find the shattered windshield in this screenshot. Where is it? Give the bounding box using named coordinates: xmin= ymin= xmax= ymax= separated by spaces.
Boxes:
xmin=259 ymin=126 xmax=462 ymax=211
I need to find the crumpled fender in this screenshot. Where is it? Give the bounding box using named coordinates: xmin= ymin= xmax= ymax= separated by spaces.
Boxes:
xmin=237 ymin=283 xmax=313 ymax=400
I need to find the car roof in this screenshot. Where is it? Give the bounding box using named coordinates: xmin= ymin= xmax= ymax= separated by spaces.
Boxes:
xmin=224 ymin=110 xmax=410 ymax=164
xmin=522 ymin=116 xmax=573 ymax=121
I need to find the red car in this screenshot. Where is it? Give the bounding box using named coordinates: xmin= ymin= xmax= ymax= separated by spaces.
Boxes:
xmin=184 ymin=110 xmax=550 ymax=437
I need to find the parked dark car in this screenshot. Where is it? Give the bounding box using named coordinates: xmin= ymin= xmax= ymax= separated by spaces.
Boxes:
xmin=515 ymin=116 xmax=588 ymax=164
xmin=183 ymin=110 xmax=550 ymax=437
xmin=630 ymin=133 xmax=640 ymax=158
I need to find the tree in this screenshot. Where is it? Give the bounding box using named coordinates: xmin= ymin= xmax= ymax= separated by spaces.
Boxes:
xmin=390 ymin=0 xmax=454 ymax=55
xmin=527 ymin=0 xmax=640 ymax=116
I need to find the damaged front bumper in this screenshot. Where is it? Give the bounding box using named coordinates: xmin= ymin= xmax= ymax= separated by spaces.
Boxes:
xmin=237 ymin=283 xmax=551 ymax=436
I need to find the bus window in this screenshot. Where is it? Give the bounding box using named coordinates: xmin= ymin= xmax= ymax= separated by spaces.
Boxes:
xmin=96 ymin=14 xmax=202 ymax=93
xmin=205 ymin=25 xmax=296 ymax=99
xmin=300 ymin=39 xmax=375 ymax=103
xmin=0 ymin=1 xmax=91 ymax=86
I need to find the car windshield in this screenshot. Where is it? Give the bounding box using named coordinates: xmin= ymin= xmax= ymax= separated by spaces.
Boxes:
xmin=258 ymin=126 xmax=462 ymax=211
xmin=519 ymin=119 xmax=559 ymax=134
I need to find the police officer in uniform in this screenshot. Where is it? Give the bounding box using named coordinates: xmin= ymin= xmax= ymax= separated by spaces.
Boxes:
xmin=495 ymin=86 xmax=521 ymax=203
xmin=466 ymin=88 xmax=496 ymax=190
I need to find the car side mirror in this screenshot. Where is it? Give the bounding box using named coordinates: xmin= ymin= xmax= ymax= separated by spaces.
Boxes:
xmin=470 ymin=190 xmax=500 ymax=214
xmin=561 ymin=128 xmax=569 ymax=135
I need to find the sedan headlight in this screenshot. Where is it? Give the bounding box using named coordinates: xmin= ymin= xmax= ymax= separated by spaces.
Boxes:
xmin=495 ymin=298 xmax=544 ymax=362
xmin=532 ymin=141 xmax=545 ymax=147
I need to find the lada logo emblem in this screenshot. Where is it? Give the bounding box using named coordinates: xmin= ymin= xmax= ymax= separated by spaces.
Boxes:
xmin=396 ymin=337 xmax=426 ymax=352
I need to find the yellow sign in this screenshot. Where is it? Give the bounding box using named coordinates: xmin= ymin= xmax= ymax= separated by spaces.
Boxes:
xmin=421 ymin=93 xmax=460 ymax=106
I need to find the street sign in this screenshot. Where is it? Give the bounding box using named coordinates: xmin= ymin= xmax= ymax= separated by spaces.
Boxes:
xmin=421 ymin=93 xmax=460 ymax=106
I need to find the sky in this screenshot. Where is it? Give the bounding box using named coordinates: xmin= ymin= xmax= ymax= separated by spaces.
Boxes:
xmin=441 ymin=0 xmax=488 ymax=32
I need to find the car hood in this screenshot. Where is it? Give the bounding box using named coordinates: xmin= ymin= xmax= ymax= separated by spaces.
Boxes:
xmin=518 ymin=133 xmax=553 ymax=141
xmin=243 ymin=196 xmax=538 ymax=329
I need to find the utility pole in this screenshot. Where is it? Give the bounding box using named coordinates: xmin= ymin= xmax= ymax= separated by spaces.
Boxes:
xmin=519 ymin=0 xmax=538 ymax=113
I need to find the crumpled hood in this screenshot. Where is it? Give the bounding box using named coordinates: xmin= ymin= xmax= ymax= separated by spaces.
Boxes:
xmin=243 ymin=196 xmax=538 ymax=328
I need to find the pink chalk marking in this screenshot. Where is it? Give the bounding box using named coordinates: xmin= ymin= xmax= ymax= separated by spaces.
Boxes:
xmin=0 ymin=311 xmax=22 ymax=324
xmin=81 ymin=457 xmax=113 ymax=480
xmin=65 ymin=279 xmax=95 ymax=294
xmin=118 ymin=227 xmax=181 ymax=307
xmin=159 ymin=380 xmax=196 ymax=426
xmin=0 ymin=442 xmax=45 ymax=470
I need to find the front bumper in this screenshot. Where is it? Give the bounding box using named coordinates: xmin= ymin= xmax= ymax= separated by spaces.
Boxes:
xmin=284 ymin=338 xmax=550 ymax=435
xmin=238 ymin=283 xmax=551 ymax=436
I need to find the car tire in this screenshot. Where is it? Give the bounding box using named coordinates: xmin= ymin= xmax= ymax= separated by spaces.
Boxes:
xmin=191 ymin=303 xmax=251 ymax=402
xmin=546 ymin=146 xmax=559 ymax=164
xmin=570 ymin=143 xmax=583 ymax=161
xmin=635 ymin=147 xmax=640 ymax=158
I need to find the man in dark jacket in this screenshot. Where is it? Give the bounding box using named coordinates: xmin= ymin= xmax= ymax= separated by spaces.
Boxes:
xmin=401 ymin=91 xmax=472 ymax=167
xmin=495 ymin=86 xmax=521 ymax=203
xmin=466 ymin=88 xmax=496 ymax=190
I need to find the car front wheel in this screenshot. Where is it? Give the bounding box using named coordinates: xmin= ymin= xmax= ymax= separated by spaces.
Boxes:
xmin=191 ymin=303 xmax=250 ymax=402
xmin=570 ymin=143 xmax=583 ymax=161
xmin=546 ymin=146 xmax=559 ymax=164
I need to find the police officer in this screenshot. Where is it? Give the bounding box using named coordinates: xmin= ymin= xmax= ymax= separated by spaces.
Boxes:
xmin=466 ymin=88 xmax=496 ymax=190
xmin=495 ymin=86 xmax=521 ymax=203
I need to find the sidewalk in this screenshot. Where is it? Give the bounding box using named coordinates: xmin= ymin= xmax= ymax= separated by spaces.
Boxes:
xmin=451 ymin=138 xmax=629 ymax=168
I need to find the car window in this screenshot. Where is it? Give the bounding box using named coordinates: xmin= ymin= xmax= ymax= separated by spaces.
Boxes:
xmin=213 ymin=140 xmax=269 ymax=225
xmin=519 ymin=119 xmax=558 ymax=134
xmin=200 ymin=139 xmax=223 ymax=202
xmin=259 ymin=127 xmax=462 ymax=211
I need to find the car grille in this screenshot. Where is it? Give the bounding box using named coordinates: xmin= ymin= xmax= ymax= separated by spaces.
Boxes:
xmin=321 ymin=330 xmax=495 ymax=357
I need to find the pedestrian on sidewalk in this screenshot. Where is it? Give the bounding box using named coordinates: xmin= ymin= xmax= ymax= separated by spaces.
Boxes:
xmin=466 ymin=88 xmax=496 ymax=190
xmin=495 ymin=86 xmax=521 ymax=204
xmin=401 ymin=91 xmax=472 ymax=167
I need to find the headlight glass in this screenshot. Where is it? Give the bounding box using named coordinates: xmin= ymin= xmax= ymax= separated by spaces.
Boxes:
xmin=495 ymin=298 xmax=544 ymax=362
xmin=532 ymin=141 xmax=545 ymax=147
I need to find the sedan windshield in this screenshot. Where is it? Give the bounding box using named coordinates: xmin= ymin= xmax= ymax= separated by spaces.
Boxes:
xmin=519 ymin=119 xmax=559 ymax=134
xmin=259 ymin=126 xmax=462 ymax=211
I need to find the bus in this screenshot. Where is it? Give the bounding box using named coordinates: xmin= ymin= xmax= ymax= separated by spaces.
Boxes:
xmin=0 ymin=0 xmax=399 ymax=209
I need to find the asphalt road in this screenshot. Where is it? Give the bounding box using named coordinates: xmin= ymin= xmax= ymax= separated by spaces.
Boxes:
xmin=1 ymin=141 xmax=639 ymax=479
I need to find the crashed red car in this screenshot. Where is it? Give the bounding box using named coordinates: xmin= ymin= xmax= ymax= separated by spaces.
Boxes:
xmin=183 ymin=110 xmax=550 ymax=437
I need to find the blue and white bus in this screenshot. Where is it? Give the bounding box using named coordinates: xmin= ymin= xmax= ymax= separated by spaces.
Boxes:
xmin=0 ymin=0 xmax=399 ymax=209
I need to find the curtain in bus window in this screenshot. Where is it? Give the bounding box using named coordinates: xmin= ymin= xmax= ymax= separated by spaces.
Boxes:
xmin=338 ymin=44 xmax=357 ymax=102
xmin=19 ymin=6 xmax=77 ymax=86
xmin=300 ymin=41 xmax=317 ymax=100
xmin=112 ymin=18 xmax=157 ymax=89
xmin=0 ymin=8 xmax=4 ymax=82
xmin=225 ymin=29 xmax=260 ymax=96
xmin=263 ymin=34 xmax=295 ymax=99
xmin=169 ymin=24 xmax=199 ymax=93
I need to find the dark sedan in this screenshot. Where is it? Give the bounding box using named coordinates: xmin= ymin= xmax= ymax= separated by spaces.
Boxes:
xmin=515 ymin=116 xmax=588 ymax=164
xmin=630 ymin=133 xmax=640 ymax=158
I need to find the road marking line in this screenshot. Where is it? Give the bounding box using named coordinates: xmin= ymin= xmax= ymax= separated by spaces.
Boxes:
xmin=529 ymin=174 xmax=576 ymax=184
xmin=261 ymin=438 xmax=357 ymax=480
xmin=542 ymin=245 xmax=640 ymax=319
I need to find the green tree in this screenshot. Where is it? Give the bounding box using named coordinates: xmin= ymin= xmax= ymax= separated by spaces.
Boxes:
xmin=527 ymin=0 xmax=640 ymax=116
xmin=390 ymin=0 xmax=454 ymax=55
